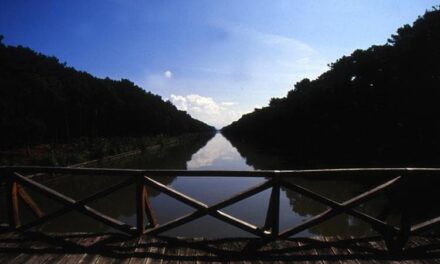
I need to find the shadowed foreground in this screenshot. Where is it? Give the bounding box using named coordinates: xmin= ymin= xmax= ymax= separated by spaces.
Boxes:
xmin=1 ymin=230 xmax=440 ymax=263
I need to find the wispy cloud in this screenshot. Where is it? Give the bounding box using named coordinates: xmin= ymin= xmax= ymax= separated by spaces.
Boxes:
xmin=138 ymin=23 xmax=329 ymax=127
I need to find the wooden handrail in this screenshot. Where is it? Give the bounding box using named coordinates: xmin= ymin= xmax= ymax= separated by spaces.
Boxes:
xmin=2 ymin=166 xmax=440 ymax=254
xmin=5 ymin=166 xmax=440 ymax=177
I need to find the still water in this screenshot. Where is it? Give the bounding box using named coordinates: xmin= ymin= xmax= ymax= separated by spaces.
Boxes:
xmin=2 ymin=133 xmax=401 ymax=237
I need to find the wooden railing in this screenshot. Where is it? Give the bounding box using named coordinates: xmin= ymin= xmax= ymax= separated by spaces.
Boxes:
xmin=1 ymin=166 xmax=440 ymax=253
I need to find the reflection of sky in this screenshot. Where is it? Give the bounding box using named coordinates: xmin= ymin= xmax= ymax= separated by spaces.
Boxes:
xmin=187 ymin=133 xmax=253 ymax=170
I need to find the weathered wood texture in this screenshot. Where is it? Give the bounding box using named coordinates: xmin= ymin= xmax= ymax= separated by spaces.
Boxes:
xmin=1 ymin=231 xmax=440 ymax=263
xmin=3 ymin=166 xmax=440 ymax=254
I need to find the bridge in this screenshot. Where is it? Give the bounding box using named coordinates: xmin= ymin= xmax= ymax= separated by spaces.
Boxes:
xmin=1 ymin=166 xmax=440 ymax=263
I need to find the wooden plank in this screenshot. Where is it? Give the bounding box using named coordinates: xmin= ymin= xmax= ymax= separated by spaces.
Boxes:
xmin=296 ymin=240 xmax=324 ymax=264
xmin=128 ymin=235 xmax=151 ymax=264
xmin=91 ymin=234 xmax=137 ymax=264
xmin=5 ymin=253 xmax=34 ymax=263
xmin=339 ymin=236 xmax=384 ymax=264
xmin=58 ymin=235 xmax=104 ymax=264
xmin=161 ymin=242 xmax=180 ymax=264
xmin=139 ymin=240 xmax=166 ymax=264
xmin=0 ymin=232 xmax=23 ymax=263
xmin=272 ymin=239 xmax=307 ymax=264
xmin=323 ymin=236 xmax=358 ymax=264
xmin=145 ymin=238 xmax=165 ymax=264
xmin=118 ymin=236 xmax=143 ymax=264
xmin=177 ymin=245 xmax=196 ymax=264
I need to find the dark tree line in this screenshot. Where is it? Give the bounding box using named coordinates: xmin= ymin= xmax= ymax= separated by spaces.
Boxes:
xmin=0 ymin=37 xmax=214 ymax=148
xmin=222 ymin=7 xmax=440 ymax=168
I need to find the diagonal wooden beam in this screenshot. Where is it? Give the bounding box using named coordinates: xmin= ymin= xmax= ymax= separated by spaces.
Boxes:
xmin=17 ymin=184 xmax=44 ymax=218
xmin=279 ymin=176 xmax=401 ymax=238
xmin=144 ymin=176 xmax=272 ymax=237
xmin=14 ymin=173 xmax=135 ymax=234
xmin=280 ymin=178 xmax=400 ymax=234
xmin=342 ymin=176 xmax=401 ymax=207
xmin=411 ymin=216 xmax=440 ymax=234
xmin=143 ymin=185 xmax=157 ymax=227
xmin=144 ymin=176 xmax=206 ymax=209
xmin=144 ymin=210 xmax=205 ymax=235
xmin=17 ymin=176 xmax=135 ymax=231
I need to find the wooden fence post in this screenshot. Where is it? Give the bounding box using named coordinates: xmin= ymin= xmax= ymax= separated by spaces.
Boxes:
xmin=264 ymin=176 xmax=280 ymax=239
xmin=383 ymin=174 xmax=411 ymax=255
xmin=6 ymin=171 xmax=20 ymax=228
xmin=136 ymin=173 xmax=145 ymax=235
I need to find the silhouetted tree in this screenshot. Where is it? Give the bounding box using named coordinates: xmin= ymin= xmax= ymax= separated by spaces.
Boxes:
xmin=222 ymin=7 xmax=440 ymax=168
xmin=0 ymin=40 xmax=214 ymax=148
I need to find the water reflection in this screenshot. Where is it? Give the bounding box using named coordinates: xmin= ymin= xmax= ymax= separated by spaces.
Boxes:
xmin=6 ymin=132 xmax=437 ymax=237
xmin=187 ymin=133 xmax=253 ymax=170
xmin=223 ymin=132 xmax=440 ymax=237
xmin=105 ymin=133 xmax=215 ymax=170
xmin=18 ymin=133 xmax=215 ymax=232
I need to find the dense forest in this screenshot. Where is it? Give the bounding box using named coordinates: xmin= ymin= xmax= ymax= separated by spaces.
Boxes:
xmin=0 ymin=37 xmax=214 ymax=148
xmin=222 ymin=8 xmax=440 ymax=168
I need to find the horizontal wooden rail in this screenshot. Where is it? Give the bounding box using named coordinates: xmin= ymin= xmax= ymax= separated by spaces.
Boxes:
xmin=2 ymin=166 xmax=440 ymax=254
xmin=5 ymin=166 xmax=440 ymax=178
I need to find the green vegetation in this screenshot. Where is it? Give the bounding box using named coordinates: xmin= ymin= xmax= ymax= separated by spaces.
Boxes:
xmin=0 ymin=133 xmax=213 ymax=166
xmin=222 ymin=7 xmax=440 ymax=168
xmin=0 ymin=37 xmax=214 ymax=150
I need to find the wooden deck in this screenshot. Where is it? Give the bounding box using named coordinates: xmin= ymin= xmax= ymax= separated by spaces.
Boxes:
xmin=1 ymin=230 xmax=440 ymax=263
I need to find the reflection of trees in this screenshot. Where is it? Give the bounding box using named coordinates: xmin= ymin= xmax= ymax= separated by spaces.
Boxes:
xmin=224 ymin=135 xmax=389 ymax=236
xmin=105 ymin=133 xmax=215 ymax=170
xmin=282 ymin=178 xmax=389 ymax=237
xmin=227 ymin=135 xmax=440 ymax=236
xmin=18 ymin=133 xmax=214 ymax=232
xmin=223 ymin=133 xmax=302 ymax=170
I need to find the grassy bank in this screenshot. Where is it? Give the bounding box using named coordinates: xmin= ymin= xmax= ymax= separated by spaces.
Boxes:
xmin=0 ymin=133 xmax=212 ymax=166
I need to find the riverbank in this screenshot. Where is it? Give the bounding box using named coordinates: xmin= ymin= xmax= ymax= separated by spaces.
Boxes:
xmin=0 ymin=133 xmax=214 ymax=167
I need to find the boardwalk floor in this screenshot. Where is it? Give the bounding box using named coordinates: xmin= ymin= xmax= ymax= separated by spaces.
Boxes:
xmin=1 ymin=230 xmax=440 ymax=263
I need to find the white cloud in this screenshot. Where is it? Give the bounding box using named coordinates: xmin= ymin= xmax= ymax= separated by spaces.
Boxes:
xmin=220 ymin=101 xmax=237 ymax=106
xmin=164 ymin=70 xmax=173 ymax=79
xmin=136 ymin=24 xmax=329 ymax=128
xmin=170 ymin=94 xmax=247 ymax=128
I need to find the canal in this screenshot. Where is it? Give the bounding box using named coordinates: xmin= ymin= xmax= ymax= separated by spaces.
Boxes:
xmin=1 ymin=133 xmax=405 ymax=237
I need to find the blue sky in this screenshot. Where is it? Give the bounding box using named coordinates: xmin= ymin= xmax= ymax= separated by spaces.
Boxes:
xmin=1 ymin=0 xmax=438 ymax=128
